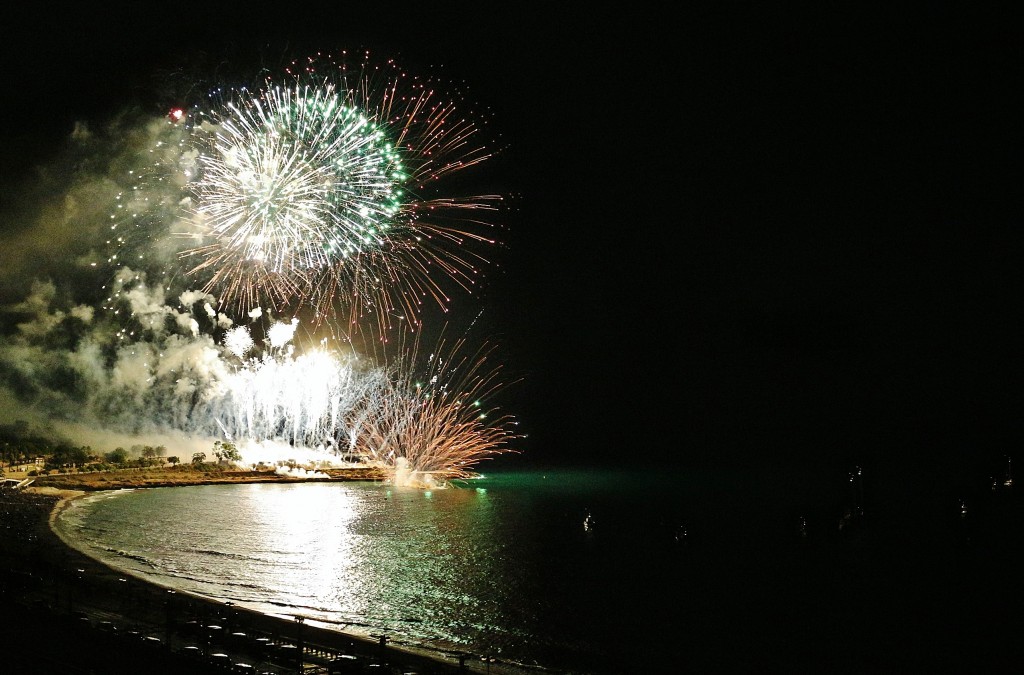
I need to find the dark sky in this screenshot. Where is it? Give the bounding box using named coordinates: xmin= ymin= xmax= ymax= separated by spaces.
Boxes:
xmin=1 ymin=5 xmax=1021 ymax=482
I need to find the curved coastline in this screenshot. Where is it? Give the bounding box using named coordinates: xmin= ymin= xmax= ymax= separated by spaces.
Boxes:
xmin=2 ymin=477 xmax=548 ymax=675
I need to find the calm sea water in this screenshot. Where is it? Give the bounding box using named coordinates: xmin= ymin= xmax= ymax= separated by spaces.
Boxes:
xmin=52 ymin=465 xmax=1015 ymax=672
xmin=53 ymin=469 xmax=727 ymax=672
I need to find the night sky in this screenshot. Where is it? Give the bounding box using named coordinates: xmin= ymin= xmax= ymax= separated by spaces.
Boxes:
xmin=1 ymin=5 xmax=1021 ymax=488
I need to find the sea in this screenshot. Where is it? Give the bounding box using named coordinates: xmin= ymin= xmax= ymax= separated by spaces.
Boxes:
xmin=51 ymin=465 xmax=1022 ymax=673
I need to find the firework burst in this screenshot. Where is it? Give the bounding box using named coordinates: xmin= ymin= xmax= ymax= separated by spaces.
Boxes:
xmin=352 ymin=330 xmax=521 ymax=486
xmin=109 ymin=51 xmax=505 ymax=337
xmin=210 ymin=331 xmax=384 ymax=453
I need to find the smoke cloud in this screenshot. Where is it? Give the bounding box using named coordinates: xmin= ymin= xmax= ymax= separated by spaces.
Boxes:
xmin=0 ymin=110 xmax=363 ymax=462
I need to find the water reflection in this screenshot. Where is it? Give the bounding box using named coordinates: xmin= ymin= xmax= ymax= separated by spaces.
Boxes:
xmin=237 ymin=483 xmax=367 ymax=618
xmin=58 ymin=482 xmax=507 ymax=656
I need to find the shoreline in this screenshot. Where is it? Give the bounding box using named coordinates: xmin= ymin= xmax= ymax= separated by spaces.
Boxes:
xmin=24 ymin=465 xmax=388 ymax=491
xmin=2 ymin=480 xmax=552 ymax=675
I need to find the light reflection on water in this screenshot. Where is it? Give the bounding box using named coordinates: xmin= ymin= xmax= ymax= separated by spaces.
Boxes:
xmin=53 ymin=477 xmax=568 ymax=668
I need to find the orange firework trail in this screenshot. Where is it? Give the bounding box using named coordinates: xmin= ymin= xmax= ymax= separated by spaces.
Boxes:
xmin=353 ymin=331 xmax=521 ymax=485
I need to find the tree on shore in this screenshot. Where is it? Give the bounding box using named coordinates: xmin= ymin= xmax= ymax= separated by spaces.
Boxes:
xmin=212 ymin=440 xmax=241 ymax=465
xmin=105 ymin=448 xmax=129 ymax=465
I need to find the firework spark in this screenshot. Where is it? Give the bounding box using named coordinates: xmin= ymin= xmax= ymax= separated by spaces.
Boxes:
xmin=211 ymin=336 xmax=381 ymax=454
xmin=352 ymin=332 xmax=521 ymax=486
xmin=110 ymin=51 xmax=504 ymax=336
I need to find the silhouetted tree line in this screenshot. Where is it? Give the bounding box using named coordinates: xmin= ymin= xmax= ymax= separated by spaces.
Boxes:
xmin=1 ymin=420 xmax=173 ymax=474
